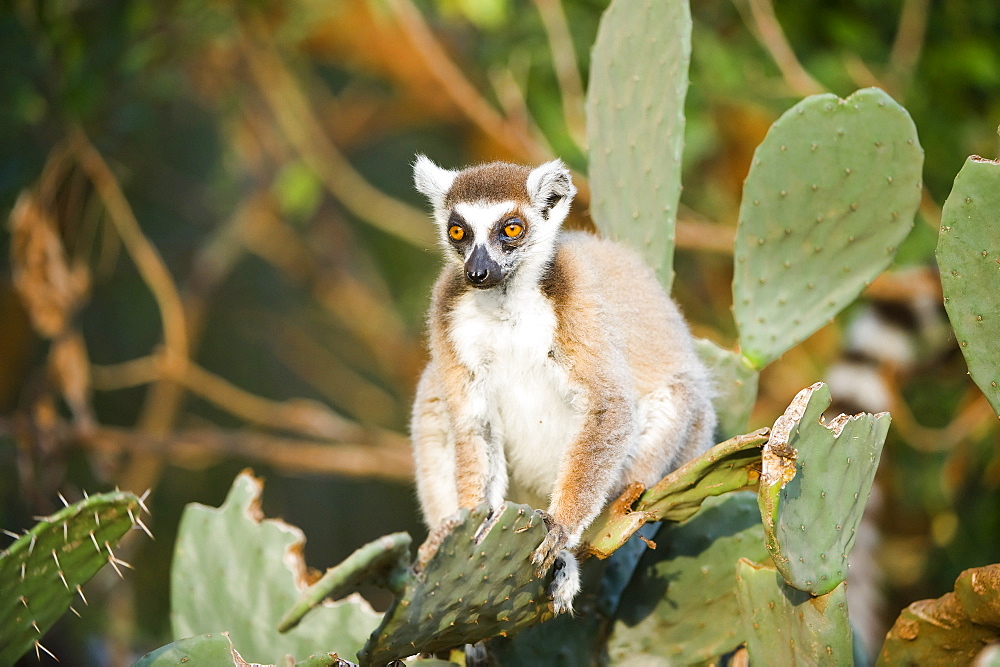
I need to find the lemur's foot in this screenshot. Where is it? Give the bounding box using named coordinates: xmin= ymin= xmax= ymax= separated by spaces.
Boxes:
xmin=548 ymin=550 xmax=581 ymax=615
xmin=531 ymin=518 xmax=580 ymax=615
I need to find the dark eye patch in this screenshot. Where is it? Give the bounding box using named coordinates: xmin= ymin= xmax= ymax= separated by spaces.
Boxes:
xmin=447 ymin=211 xmax=471 ymax=244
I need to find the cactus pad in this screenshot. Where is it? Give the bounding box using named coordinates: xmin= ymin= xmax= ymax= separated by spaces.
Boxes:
xmin=757 ymin=382 xmax=888 ymax=596
xmin=878 ymin=563 xmax=1000 ymax=665
xmin=171 ymin=471 xmax=382 ymax=664
xmin=735 ymin=559 xmax=853 ymax=664
xmin=695 ymin=337 xmax=760 ymax=440
xmin=135 ymin=632 xmax=250 ymax=666
xmin=135 ymin=632 xmax=350 ymax=666
xmin=936 ymin=155 xmax=1000 ymax=416
xmin=358 ymin=502 xmax=556 ymax=665
xmin=586 ymin=0 xmax=690 ymax=288
xmin=583 ymin=428 xmax=769 ymax=557
xmin=0 ymin=489 xmax=144 ymax=664
xmin=279 ymin=532 xmax=411 ymax=633
xmin=607 ymin=493 xmax=769 ymax=663
xmin=733 ymin=87 xmax=923 ymax=368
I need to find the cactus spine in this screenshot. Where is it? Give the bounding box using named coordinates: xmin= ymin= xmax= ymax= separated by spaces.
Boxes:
xmin=0 ymin=490 xmax=146 ymax=664
xmin=359 ymin=503 xmax=556 ymax=665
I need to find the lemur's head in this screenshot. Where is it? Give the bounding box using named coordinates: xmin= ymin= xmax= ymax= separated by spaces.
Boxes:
xmin=413 ymin=156 xmax=576 ymax=289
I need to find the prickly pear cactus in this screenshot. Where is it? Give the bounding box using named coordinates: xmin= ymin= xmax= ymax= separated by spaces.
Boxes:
xmin=936 ymin=154 xmax=1000 ymax=416
xmin=977 ymin=644 xmax=1000 ymax=667
xmin=878 ymin=563 xmax=1000 ymax=665
xmin=135 ymin=632 xmax=251 ymax=666
xmin=607 ymin=493 xmax=770 ymax=664
xmin=279 ymin=532 xmax=411 ymax=633
xmin=586 ymin=0 xmax=690 ymax=289
xmin=171 ymin=471 xmax=382 ymax=665
xmin=135 ymin=632 xmax=350 ymax=666
xmin=735 ymin=559 xmax=853 ymax=664
xmin=358 ymin=502 xmax=555 ymax=665
xmin=583 ymin=428 xmax=769 ymax=557
xmin=695 ymin=338 xmax=760 ymax=440
xmin=733 ymin=87 xmax=923 ymax=369
xmin=0 ymin=490 xmax=145 ymax=664
xmin=757 ymin=382 xmax=889 ymax=596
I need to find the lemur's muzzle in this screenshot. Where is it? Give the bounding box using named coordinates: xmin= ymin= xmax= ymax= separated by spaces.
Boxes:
xmin=465 ymin=245 xmax=504 ymax=288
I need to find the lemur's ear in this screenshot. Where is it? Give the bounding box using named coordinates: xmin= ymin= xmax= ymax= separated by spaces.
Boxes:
xmin=413 ymin=155 xmax=457 ymax=209
xmin=527 ymin=160 xmax=576 ymax=215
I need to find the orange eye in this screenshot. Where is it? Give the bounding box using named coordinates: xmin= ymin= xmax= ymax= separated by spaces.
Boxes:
xmin=448 ymin=225 xmax=465 ymax=241
xmin=503 ymin=222 xmax=523 ymax=238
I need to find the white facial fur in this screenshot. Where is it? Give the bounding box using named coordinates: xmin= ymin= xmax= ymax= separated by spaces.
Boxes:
xmin=413 ymin=156 xmax=577 ymax=289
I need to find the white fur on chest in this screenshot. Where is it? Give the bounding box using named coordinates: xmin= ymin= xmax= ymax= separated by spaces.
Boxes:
xmin=448 ymin=287 xmax=583 ymax=497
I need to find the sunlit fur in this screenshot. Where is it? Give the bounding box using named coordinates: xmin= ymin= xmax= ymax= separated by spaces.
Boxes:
xmin=411 ymin=156 xmax=716 ymax=614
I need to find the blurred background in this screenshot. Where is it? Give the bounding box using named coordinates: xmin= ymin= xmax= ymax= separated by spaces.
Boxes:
xmin=1 ymin=0 xmax=998 ymax=663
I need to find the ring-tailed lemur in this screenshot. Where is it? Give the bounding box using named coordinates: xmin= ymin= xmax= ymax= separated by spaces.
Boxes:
xmin=410 ymin=156 xmax=716 ymax=614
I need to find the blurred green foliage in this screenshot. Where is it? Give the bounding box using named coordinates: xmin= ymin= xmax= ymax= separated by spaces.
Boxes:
xmin=0 ymin=0 xmax=998 ymax=662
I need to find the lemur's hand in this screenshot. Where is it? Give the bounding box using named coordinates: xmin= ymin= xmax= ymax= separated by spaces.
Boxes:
xmin=531 ymin=515 xmax=570 ymax=577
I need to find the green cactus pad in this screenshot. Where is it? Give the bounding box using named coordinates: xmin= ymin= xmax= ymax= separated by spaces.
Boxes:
xmin=878 ymin=563 xmax=1000 ymax=665
xmin=607 ymin=493 xmax=769 ymax=663
xmin=491 ymin=603 xmax=607 ymax=665
xmin=135 ymin=632 xmax=351 ymax=666
xmin=695 ymin=338 xmax=760 ymax=440
xmin=135 ymin=632 xmax=248 ymax=666
xmin=758 ymin=382 xmax=888 ymax=596
xmin=583 ymin=428 xmax=768 ymax=557
xmin=171 ymin=472 xmax=382 ymax=665
xmin=358 ymin=502 xmax=555 ymax=666
xmin=586 ymin=0 xmax=690 ymax=289
xmin=279 ymin=532 xmax=411 ymax=633
xmin=733 ymin=87 xmax=923 ymax=368
xmin=976 ymin=645 xmax=1000 ymax=667
xmin=936 ymin=155 xmax=1000 ymax=416
xmin=0 ymin=490 xmax=143 ymax=664
xmin=736 ymin=559 xmax=853 ymax=665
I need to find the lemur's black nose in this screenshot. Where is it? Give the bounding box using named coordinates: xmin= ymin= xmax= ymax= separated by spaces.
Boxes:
xmin=464 ymin=244 xmax=503 ymax=288
xmin=467 ymin=267 xmax=488 ymax=284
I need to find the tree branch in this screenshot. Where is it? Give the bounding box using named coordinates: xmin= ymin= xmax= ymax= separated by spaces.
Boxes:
xmin=733 ymin=0 xmax=826 ymax=97
xmin=69 ymin=127 xmax=189 ymax=361
xmin=531 ymin=0 xmax=586 ymax=147
xmin=238 ymin=21 xmax=435 ymax=249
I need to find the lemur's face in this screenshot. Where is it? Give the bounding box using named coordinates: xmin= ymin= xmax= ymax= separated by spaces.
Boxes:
xmin=445 ymin=201 xmax=532 ymax=288
xmin=412 ymin=157 xmax=577 ymax=290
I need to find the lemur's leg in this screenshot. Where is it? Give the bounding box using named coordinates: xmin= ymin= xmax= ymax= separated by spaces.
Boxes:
xmin=411 ymin=368 xmax=459 ymax=527
xmin=532 ymin=362 xmax=635 ymax=614
xmin=628 ymin=378 xmax=716 ymax=486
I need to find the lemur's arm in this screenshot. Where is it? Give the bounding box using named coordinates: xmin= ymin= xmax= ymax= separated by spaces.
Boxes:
xmin=421 ymin=273 xmax=508 ymax=519
xmin=533 ymin=316 xmax=636 ymax=569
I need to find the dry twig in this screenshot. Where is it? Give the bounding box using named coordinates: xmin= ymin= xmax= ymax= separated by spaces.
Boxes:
xmin=733 ymin=0 xmax=826 ymax=97
xmin=531 ymin=0 xmax=587 ymax=147
xmin=238 ymin=21 xmax=435 ymax=249
xmin=384 ymin=0 xmax=549 ymax=163
xmin=69 ymin=127 xmax=190 ymax=362
xmin=887 ymin=0 xmax=930 ymax=98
